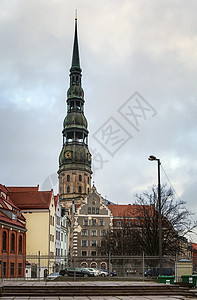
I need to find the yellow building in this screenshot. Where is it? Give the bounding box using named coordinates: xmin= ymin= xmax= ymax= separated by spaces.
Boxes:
xmin=9 ymin=186 xmax=56 ymax=278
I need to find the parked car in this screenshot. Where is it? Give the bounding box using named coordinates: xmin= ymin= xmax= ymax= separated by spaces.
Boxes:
xmin=86 ymin=268 xmax=100 ymax=276
xmin=59 ymin=267 xmax=94 ymax=277
xmin=47 ymin=272 xmax=62 ymax=280
xmin=79 ymin=268 xmax=95 ymax=277
xmin=126 ymin=269 xmax=137 ymax=276
xmin=110 ymin=270 xmax=117 ymax=277
xmin=99 ymin=269 xmax=109 ymax=277
xmin=144 ymin=268 xmax=174 ymax=277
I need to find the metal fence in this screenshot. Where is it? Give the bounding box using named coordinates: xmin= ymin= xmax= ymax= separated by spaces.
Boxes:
xmin=0 ymin=253 xmax=196 ymax=282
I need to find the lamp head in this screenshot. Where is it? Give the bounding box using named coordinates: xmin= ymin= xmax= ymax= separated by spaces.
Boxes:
xmin=148 ymin=155 xmax=157 ymax=161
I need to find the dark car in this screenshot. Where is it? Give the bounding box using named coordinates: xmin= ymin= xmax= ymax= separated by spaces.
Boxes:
xmin=144 ymin=268 xmax=174 ymax=277
xmin=110 ymin=270 xmax=117 ymax=276
xmin=59 ymin=267 xmax=94 ymax=277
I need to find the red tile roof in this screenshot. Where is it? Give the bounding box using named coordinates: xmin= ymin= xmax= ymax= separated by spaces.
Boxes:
xmin=8 ymin=185 xmax=39 ymax=192
xmin=0 ymin=184 xmax=10 ymax=194
xmin=54 ymin=194 xmax=59 ymax=209
xmin=108 ymin=204 xmax=153 ymax=217
xmin=192 ymin=243 xmax=197 ymax=251
xmin=9 ymin=190 xmax=53 ymax=210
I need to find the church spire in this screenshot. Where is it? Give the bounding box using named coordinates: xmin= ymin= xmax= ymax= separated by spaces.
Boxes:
xmin=70 ymin=16 xmax=81 ymax=74
xmin=58 ymin=15 xmax=92 ymax=209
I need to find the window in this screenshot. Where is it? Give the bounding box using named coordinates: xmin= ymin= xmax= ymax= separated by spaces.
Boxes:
xmin=56 ymin=231 xmax=60 ymax=240
xmin=99 ymin=220 xmax=104 ymax=226
xmin=10 ymin=263 xmax=14 ymax=276
xmin=67 ymin=174 xmax=70 ymax=181
xmin=100 ymin=240 xmax=105 ymax=247
xmin=83 ymin=219 xmax=88 ymax=226
xmin=3 ymin=262 xmax=6 ymax=277
xmin=19 ymin=235 xmax=22 ymax=253
xmin=92 ymin=219 xmax=96 ymax=226
xmin=91 ymin=240 xmax=96 ymax=247
xmin=88 ymin=177 xmax=90 ymax=184
xmin=78 ymin=186 xmax=82 ymax=193
xmin=88 ymin=188 xmax=89 ymax=193
xmin=88 ymin=207 xmax=91 ymax=214
xmin=18 ymin=263 xmax=22 ymax=276
xmin=100 ymin=229 xmax=106 ymax=236
xmin=61 ymin=233 xmax=63 ymax=241
xmin=11 ymin=233 xmax=15 ymax=252
xmin=79 ymin=174 xmax=82 ymax=182
xmin=82 ymin=251 xmax=87 ymax=256
xmin=127 ymin=221 xmax=132 ymax=227
xmin=2 ymin=231 xmax=7 ymax=251
xmin=67 ymin=186 xmax=70 ymax=193
xmin=91 ymin=230 xmax=97 ymax=237
xmin=91 ymin=251 xmax=96 ymax=256
xmin=96 ymin=208 xmax=99 ymax=214
xmin=92 ymin=207 xmax=95 ymax=214
xmin=82 ymin=240 xmax=87 ymax=247
xmin=117 ymin=221 xmax=122 ymax=227
xmin=81 ymin=229 xmax=87 ymax=236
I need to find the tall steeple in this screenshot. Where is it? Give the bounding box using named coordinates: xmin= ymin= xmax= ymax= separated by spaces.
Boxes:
xmin=71 ymin=17 xmax=81 ymax=72
xmin=58 ymin=17 xmax=92 ymax=209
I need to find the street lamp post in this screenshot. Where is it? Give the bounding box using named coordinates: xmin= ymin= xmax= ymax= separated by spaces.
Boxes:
xmin=148 ymin=155 xmax=162 ymax=275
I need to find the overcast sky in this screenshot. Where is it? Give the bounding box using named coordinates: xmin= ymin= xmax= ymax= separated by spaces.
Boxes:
xmin=1 ymin=0 xmax=197 ymax=241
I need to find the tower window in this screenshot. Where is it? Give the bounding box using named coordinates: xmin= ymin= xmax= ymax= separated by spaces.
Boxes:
xmin=67 ymin=174 xmax=70 ymax=182
xmin=78 ymin=186 xmax=82 ymax=193
xmin=79 ymin=174 xmax=82 ymax=182
xmin=67 ymin=186 xmax=70 ymax=193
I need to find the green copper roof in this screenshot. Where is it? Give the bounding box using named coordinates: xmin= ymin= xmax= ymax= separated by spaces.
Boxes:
xmin=70 ymin=18 xmax=81 ymax=73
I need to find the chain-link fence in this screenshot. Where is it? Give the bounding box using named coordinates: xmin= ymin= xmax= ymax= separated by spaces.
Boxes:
xmin=0 ymin=253 xmax=195 ymax=282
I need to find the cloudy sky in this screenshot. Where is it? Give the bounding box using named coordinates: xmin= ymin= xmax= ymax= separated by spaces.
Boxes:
xmin=1 ymin=1 xmax=197 ymax=240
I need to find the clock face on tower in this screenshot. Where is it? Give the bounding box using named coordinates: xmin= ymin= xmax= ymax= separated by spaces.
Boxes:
xmin=87 ymin=153 xmax=91 ymax=162
xmin=65 ymin=150 xmax=72 ymax=159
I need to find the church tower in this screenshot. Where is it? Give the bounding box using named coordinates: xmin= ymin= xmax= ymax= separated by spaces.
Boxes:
xmin=58 ymin=17 xmax=92 ymax=209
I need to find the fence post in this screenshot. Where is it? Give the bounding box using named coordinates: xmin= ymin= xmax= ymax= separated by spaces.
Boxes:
xmin=38 ymin=251 xmax=40 ymax=281
xmin=1 ymin=251 xmax=3 ymax=282
xmin=73 ymin=255 xmax=76 ymax=281
xmin=108 ymin=252 xmax=111 ymax=281
xmin=142 ymin=252 xmax=144 ymax=282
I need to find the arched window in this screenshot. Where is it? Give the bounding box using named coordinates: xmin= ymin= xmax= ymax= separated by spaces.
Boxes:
xmin=11 ymin=233 xmax=15 ymax=252
xmin=19 ymin=235 xmax=22 ymax=253
xmin=67 ymin=174 xmax=70 ymax=182
xmin=79 ymin=175 xmax=82 ymax=182
xmin=2 ymin=231 xmax=7 ymax=251
xmin=67 ymin=186 xmax=70 ymax=193
xmin=78 ymin=186 xmax=82 ymax=193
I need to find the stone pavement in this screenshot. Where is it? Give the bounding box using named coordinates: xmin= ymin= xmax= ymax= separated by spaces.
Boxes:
xmin=0 ymin=280 xmax=196 ymax=300
xmin=0 ymin=296 xmax=195 ymax=299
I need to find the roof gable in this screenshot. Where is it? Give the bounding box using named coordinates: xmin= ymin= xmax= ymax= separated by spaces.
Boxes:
xmin=9 ymin=190 xmax=53 ymax=210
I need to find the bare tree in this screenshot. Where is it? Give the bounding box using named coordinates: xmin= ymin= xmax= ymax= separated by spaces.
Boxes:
xmin=133 ymin=185 xmax=196 ymax=255
xmin=97 ymin=185 xmax=196 ymax=256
